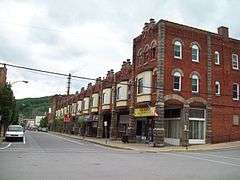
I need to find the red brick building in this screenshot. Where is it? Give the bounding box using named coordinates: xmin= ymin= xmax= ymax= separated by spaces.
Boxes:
xmin=51 ymin=19 xmax=240 ymax=146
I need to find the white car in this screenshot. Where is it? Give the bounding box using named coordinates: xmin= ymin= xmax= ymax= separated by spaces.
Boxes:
xmin=5 ymin=125 xmax=24 ymax=141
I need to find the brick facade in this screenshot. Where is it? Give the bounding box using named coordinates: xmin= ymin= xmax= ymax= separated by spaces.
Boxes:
xmin=51 ymin=19 xmax=240 ymax=145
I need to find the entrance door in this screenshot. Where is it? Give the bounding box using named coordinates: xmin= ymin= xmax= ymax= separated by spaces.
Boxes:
xmin=103 ymin=113 xmax=111 ymax=138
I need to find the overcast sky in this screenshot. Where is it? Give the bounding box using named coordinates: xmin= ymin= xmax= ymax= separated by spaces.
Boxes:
xmin=0 ymin=0 xmax=239 ymax=99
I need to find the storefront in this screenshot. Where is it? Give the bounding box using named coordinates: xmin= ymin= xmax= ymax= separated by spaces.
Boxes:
xmin=85 ymin=115 xmax=98 ymax=137
xmin=164 ymin=108 xmax=181 ymax=145
xmin=118 ymin=114 xmax=129 ymax=138
xmin=189 ymin=108 xmax=206 ymax=144
xmin=134 ymin=107 xmax=155 ymax=143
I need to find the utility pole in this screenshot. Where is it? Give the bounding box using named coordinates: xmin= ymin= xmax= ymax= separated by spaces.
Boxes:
xmin=67 ymin=73 xmax=71 ymax=95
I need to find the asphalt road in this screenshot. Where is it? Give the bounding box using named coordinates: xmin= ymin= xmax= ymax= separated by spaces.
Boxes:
xmin=0 ymin=131 xmax=240 ymax=180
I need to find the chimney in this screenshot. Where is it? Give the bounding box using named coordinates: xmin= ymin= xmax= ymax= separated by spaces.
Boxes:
xmin=122 ymin=61 xmax=127 ymax=69
xmin=143 ymin=22 xmax=149 ymax=32
xmin=149 ymin=18 xmax=155 ymax=24
xmin=87 ymin=82 xmax=92 ymax=88
xmin=126 ymin=59 xmax=131 ymax=65
xmin=218 ymin=26 xmax=229 ymax=38
xmin=96 ymin=77 xmax=101 ymax=84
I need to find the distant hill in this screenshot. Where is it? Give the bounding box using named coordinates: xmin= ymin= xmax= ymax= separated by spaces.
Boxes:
xmin=16 ymin=96 xmax=51 ymax=119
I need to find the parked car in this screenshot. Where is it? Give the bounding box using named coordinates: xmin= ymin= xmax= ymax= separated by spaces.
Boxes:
xmin=5 ymin=125 xmax=24 ymax=142
xmin=41 ymin=127 xmax=48 ymax=132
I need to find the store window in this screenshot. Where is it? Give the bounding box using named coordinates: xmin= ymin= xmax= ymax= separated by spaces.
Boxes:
xmin=189 ymin=109 xmax=205 ymax=140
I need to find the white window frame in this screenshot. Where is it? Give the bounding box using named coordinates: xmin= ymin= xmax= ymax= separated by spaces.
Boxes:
xmin=137 ymin=78 xmax=144 ymax=94
xmin=215 ymin=81 xmax=221 ymax=95
xmin=173 ymin=71 xmax=181 ymax=91
xmin=214 ymin=51 xmax=220 ymax=65
xmin=232 ymin=83 xmax=239 ymax=100
xmin=174 ymin=41 xmax=182 ymax=59
xmin=192 ymin=44 xmax=199 ymax=62
xmin=116 ymin=86 xmax=121 ymax=100
xmin=232 ymin=54 xmax=239 ymax=70
xmin=191 ymin=74 xmax=199 ymax=93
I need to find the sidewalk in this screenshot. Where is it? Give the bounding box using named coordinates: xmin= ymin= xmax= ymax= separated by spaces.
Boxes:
xmin=51 ymin=131 xmax=240 ymax=152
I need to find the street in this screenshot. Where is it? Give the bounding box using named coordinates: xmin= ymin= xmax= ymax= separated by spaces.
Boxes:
xmin=0 ymin=131 xmax=240 ymax=180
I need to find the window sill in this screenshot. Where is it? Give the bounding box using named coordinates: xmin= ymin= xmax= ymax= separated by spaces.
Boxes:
xmin=215 ymin=94 xmax=221 ymax=96
xmin=192 ymin=92 xmax=200 ymax=95
xmin=174 ymin=56 xmax=182 ymax=60
xmin=192 ymin=60 xmax=199 ymax=63
xmin=232 ymin=98 xmax=239 ymax=101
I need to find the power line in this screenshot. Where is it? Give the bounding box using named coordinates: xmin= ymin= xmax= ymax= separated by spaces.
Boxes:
xmin=1 ymin=62 xmax=240 ymax=100
xmin=0 ymin=62 xmax=95 ymax=81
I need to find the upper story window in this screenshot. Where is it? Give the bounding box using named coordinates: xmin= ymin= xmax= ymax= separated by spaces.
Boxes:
xmin=215 ymin=81 xmax=221 ymax=95
xmin=232 ymin=54 xmax=239 ymax=70
xmin=191 ymin=74 xmax=199 ymax=93
xmin=102 ymin=93 xmax=105 ymax=104
xmin=192 ymin=44 xmax=199 ymax=62
xmin=151 ymin=40 xmax=157 ymax=59
xmin=214 ymin=51 xmax=220 ymax=65
xmin=173 ymin=71 xmax=181 ymax=91
xmin=137 ymin=78 xmax=144 ymax=94
xmin=83 ymin=98 xmax=89 ymax=110
xmin=102 ymin=89 xmax=111 ymax=104
xmin=77 ymin=101 xmax=82 ymax=112
xmin=232 ymin=83 xmax=239 ymax=100
xmin=116 ymin=82 xmax=128 ymax=100
xmin=116 ymin=86 xmax=121 ymax=100
xmin=174 ymin=41 xmax=182 ymax=59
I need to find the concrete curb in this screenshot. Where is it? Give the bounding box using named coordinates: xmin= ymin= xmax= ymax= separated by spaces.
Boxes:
xmin=49 ymin=131 xmax=240 ymax=153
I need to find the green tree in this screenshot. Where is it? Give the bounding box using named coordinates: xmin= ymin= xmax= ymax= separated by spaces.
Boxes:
xmin=0 ymin=83 xmax=17 ymax=136
xmin=39 ymin=117 xmax=48 ymax=128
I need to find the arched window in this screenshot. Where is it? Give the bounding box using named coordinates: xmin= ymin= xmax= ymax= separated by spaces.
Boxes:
xmin=174 ymin=41 xmax=182 ymax=59
xmin=191 ymin=74 xmax=199 ymax=93
xmin=151 ymin=40 xmax=157 ymax=59
xmin=173 ymin=71 xmax=182 ymax=91
xmin=214 ymin=51 xmax=220 ymax=65
xmin=192 ymin=44 xmax=199 ymax=62
xmin=215 ymin=81 xmax=221 ymax=95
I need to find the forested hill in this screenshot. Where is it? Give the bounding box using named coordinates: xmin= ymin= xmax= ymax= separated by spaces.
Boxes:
xmin=16 ymin=96 xmax=51 ymax=119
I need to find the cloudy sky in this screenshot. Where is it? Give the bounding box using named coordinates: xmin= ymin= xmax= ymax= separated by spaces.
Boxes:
xmin=0 ymin=0 xmax=239 ymax=99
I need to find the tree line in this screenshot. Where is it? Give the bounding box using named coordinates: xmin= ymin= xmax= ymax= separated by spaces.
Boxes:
xmin=0 ymin=83 xmax=18 ymax=136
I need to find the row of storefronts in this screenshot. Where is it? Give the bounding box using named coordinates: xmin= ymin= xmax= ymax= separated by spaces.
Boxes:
xmin=49 ymin=19 xmax=240 ymax=146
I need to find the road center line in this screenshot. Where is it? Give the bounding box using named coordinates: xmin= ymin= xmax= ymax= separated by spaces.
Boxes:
xmin=166 ymin=152 xmax=240 ymax=167
xmin=48 ymin=133 xmax=84 ymax=146
xmin=0 ymin=143 xmax=12 ymax=150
